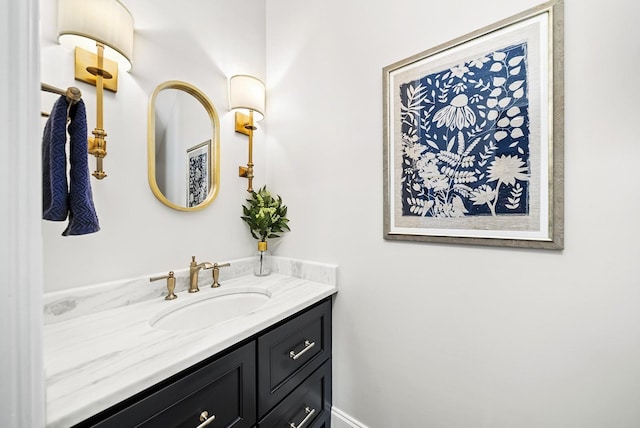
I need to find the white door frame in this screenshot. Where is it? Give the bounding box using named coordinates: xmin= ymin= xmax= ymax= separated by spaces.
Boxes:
xmin=0 ymin=0 xmax=45 ymax=426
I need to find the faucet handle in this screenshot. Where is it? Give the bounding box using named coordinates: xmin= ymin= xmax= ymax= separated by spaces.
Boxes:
xmin=150 ymin=271 xmax=177 ymax=300
xmin=211 ymin=263 xmax=231 ymax=288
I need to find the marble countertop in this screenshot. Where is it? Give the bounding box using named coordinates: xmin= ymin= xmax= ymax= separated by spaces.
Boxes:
xmin=44 ymin=259 xmax=338 ymax=428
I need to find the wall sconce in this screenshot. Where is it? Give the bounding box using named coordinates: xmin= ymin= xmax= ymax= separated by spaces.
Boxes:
xmin=57 ymin=0 xmax=134 ymax=180
xmin=228 ymin=75 xmax=266 ymax=193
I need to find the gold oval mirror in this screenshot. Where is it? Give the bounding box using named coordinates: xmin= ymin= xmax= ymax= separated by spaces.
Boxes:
xmin=148 ymin=81 xmax=220 ymax=211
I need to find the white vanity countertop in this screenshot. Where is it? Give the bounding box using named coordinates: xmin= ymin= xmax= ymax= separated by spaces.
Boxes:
xmin=44 ymin=268 xmax=337 ymax=427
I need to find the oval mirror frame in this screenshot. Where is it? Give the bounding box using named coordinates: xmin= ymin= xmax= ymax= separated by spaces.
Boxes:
xmin=148 ymin=81 xmax=220 ymax=211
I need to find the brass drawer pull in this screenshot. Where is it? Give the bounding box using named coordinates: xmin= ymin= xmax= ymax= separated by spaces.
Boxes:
xmin=289 ymin=406 xmax=315 ymax=428
xmin=289 ymin=340 xmax=316 ymax=360
xmin=196 ymin=410 xmax=216 ymax=428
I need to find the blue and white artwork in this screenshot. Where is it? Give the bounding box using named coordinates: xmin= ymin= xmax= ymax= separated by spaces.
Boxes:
xmin=399 ymin=42 xmax=530 ymax=218
xmin=187 ymin=144 xmax=209 ymax=207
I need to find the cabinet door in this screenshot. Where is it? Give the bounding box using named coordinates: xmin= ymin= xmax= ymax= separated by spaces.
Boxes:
xmin=308 ymin=413 xmax=331 ymax=428
xmin=257 ymin=299 xmax=332 ymax=416
xmin=258 ymin=360 xmax=331 ymax=428
xmin=84 ymin=342 xmax=256 ymax=428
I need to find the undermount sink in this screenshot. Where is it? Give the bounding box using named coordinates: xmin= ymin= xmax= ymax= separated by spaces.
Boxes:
xmin=150 ymin=287 xmax=271 ymax=331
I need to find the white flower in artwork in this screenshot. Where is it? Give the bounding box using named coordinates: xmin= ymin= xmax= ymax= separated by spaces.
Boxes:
xmin=469 ymin=55 xmax=490 ymax=69
xmin=418 ymin=162 xmax=447 ymax=190
xmin=470 ymin=184 xmax=497 ymax=205
xmin=404 ymin=142 xmax=426 ymax=161
xmin=450 ymin=65 xmax=469 ymax=78
xmin=401 ymin=133 xmax=424 ymax=160
xmin=487 ymin=154 xmax=529 ymax=186
xmin=433 ymin=94 xmax=477 ymax=131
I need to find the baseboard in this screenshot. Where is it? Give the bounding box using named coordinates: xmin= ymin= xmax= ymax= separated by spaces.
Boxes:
xmin=331 ymin=407 xmax=369 ymax=428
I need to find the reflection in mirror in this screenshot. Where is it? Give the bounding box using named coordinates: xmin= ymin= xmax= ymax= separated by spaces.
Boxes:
xmin=148 ymin=81 xmax=220 ymax=211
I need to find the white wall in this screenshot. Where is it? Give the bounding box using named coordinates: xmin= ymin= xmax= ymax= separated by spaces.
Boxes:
xmin=40 ymin=0 xmax=267 ymax=292
xmin=265 ymin=0 xmax=640 ymax=427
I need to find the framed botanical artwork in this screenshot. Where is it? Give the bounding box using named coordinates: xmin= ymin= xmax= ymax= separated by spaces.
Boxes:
xmin=383 ymin=0 xmax=564 ymax=249
xmin=186 ymin=140 xmax=211 ymax=207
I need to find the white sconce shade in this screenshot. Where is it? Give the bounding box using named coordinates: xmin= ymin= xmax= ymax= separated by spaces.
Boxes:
xmin=58 ymin=0 xmax=134 ymax=71
xmin=229 ymin=75 xmax=265 ymax=121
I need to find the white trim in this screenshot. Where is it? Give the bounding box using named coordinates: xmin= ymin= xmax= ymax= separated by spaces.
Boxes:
xmin=0 ymin=0 xmax=44 ymax=427
xmin=332 ymin=407 xmax=370 ymax=428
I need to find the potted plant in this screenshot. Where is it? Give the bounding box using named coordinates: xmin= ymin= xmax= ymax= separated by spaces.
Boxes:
xmin=241 ymin=186 xmax=290 ymax=275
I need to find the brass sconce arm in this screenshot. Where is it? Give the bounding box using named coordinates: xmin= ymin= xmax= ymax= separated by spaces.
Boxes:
xmin=57 ymin=0 xmax=134 ymax=180
xmin=86 ymin=43 xmax=109 ymax=179
xmin=236 ymin=110 xmax=257 ymax=192
xmin=228 ymin=74 xmax=265 ymax=193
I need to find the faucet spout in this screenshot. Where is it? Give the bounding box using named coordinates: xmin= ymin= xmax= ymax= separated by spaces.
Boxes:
xmin=188 ymin=256 xmax=214 ymax=293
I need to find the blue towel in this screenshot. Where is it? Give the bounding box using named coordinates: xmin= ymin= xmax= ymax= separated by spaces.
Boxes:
xmin=42 ymin=96 xmax=100 ymax=236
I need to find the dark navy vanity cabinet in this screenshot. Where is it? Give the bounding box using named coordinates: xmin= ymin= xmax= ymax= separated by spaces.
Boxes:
xmin=257 ymin=298 xmax=332 ymax=427
xmin=73 ymin=298 xmax=332 ymax=428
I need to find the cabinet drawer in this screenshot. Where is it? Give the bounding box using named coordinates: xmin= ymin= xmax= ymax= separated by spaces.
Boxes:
xmin=257 ymin=299 xmax=332 ymax=415
xmin=85 ymin=342 xmax=256 ymax=428
xmin=258 ymin=360 xmax=331 ymax=428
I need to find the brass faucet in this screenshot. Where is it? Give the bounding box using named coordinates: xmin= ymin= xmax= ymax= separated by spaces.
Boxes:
xmin=189 ymin=256 xmax=214 ymax=293
xmin=211 ymin=262 xmax=231 ymax=288
xmin=149 ymin=271 xmax=177 ymax=300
